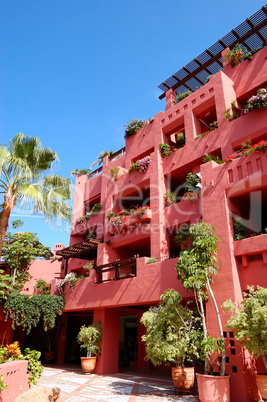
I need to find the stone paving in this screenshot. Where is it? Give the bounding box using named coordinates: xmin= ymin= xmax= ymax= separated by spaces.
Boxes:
xmin=36 ymin=365 xmax=199 ymax=402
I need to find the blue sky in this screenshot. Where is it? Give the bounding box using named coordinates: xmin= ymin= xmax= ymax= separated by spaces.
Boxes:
xmin=0 ymin=0 xmax=264 ymax=250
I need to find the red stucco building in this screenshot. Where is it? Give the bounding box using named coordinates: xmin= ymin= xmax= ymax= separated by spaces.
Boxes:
xmin=1 ymin=7 xmax=267 ymax=402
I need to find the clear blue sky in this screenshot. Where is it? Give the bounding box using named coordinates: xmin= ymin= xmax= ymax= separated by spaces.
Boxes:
xmin=0 ymin=1 xmax=264 ymax=250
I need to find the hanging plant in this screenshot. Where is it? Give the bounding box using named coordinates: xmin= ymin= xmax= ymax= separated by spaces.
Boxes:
xmin=56 ymin=272 xmax=79 ymax=294
xmin=4 ymin=291 xmax=65 ymax=334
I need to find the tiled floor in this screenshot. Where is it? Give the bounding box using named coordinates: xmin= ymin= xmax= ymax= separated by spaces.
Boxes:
xmin=36 ymin=365 xmax=199 ymax=401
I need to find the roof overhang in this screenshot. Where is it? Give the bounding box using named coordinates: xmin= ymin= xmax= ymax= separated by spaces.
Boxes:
xmin=158 ymin=6 xmax=267 ymax=99
xmin=56 ymin=239 xmax=100 ymax=260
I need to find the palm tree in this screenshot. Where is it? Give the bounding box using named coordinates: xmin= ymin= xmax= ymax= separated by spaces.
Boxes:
xmin=91 ymin=151 xmax=115 ymax=169
xmin=0 ymin=133 xmax=72 ymax=256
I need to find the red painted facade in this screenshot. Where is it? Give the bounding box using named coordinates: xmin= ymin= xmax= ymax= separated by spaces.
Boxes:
xmin=55 ymin=47 xmax=267 ymax=402
xmin=2 ymin=46 xmax=266 ymax=401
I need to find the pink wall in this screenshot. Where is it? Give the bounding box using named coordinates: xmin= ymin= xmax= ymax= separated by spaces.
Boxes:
xmin=5 ymin=46 xmax=265 ymax=402
xmin=0 ymin=361 xmax=29 ymax=402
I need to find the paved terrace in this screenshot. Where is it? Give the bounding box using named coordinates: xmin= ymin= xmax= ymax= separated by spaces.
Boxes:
xmin=36 ymin=365 xmax=199 ymax=401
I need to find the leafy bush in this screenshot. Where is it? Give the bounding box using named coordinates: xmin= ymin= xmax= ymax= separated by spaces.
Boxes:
xmin=223 ymin=286 xmax=267 ymax=370
xmin=146 ymin=257 xmax=157 ymax=264
xmin=176 ymin=132 xmax=185 ymax=148
xmin=34 ymin=279 xmax=51 ymax=295
xmin=0 ymin=342 xmax=43 ymax=386
xmin=232 ymin=217 xmax=247 ymax=240
xmin=165 ymin=190 xmax=176 ymax=206
xmin=141 ymin=289 xmax=202 ymax=367
xmin=175 ymin=90 xmax=192 ymax=104
xmin=202 ymin=153 xmax=223 ymax=165
xmin=124 ymin=119 xmax=146 ymax=139
xmin=107 ymin=212 xmax=116 ymax=220
xmin=24 ymin=348 xmax=43 ymax=386
xmin=83 ymin=261 xmax=94 ymax=276
xmin=159 ymin=143 xmax=173 ymax=158
xmin=90 ymin=203 xmax=101 ymax=216
xmin=110 ymin=166 xmax=120 ymax=180
xmin=4 ymin=292 xmax=65 ymax=333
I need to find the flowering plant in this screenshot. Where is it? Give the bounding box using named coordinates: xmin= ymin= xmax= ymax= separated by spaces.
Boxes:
xmin=242 ymin=88 xmax=267 ymax=114
xmin=0 ymin=342 xmax=43 ymax=387
xmin=129 ymin=156 xmax=151 ymax=173
xmin=224 ymin=43 xmax=245 ymax=67
xmin=224 ymin=138 xmax=267 ymax=163
xmin=110 ymin=215 xmax=123 ymax=228
xmin=136 ymin=205 xmax=151 ymax=219
xmin=56 ymin=272 xmax=79 ymax=294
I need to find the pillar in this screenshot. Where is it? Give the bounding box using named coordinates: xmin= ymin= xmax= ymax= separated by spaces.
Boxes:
xmin=93 ymin=308 xmax=120 ymax=374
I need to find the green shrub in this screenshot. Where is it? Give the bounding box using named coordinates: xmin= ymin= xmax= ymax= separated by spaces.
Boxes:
xmin=124 ymin=119 xmax=146 ymax=139
xmin=146 ymin=257 xmax=157 ymax=264
xmin=175 ymin=90 xmax=192 ymax=104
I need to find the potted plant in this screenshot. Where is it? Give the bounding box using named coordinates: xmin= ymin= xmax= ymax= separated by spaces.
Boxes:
xmin=140 ymin=289 xmax=202 ymax=393
xmin=176 ymin=222 xmax=229 ymax=402
xmin=223 ymin=43 xmax=245 ymax=67
xmin=77 ymin=322 xmax=103 ymax=374
xmin=223 ymin=286 xmax=267 ymax=400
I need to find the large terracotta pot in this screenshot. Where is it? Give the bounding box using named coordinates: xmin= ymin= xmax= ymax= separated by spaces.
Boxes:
xmin=257 ymin=374 xmax=267 ymax=400
xmin=44 ymin=351 xmax=56 ymax=363
xmin=196 ymin=373 xmax=230 ymax=402
xmin=80 ymin=357 xmax=97 ymax=374
xmin=172 ymin=367 xmax=195 ymax=392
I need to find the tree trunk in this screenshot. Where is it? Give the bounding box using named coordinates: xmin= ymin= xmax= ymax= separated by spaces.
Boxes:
xmin=198 ymin=294 xmax=213 ymax=374
xmin=0 ymin=197 xmax=12 ymax=257
xmin=206 ymin=278 xmax=226 ymax=376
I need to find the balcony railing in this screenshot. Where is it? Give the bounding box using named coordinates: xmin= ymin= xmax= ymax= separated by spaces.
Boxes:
xmin=95 ymin=256 xmax=137 ymax=283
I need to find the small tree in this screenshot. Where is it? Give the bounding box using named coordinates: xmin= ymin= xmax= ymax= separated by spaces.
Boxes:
xmin=175 ymin=222 xmax=226 ymax=376
xmin=77 ymin=322 xmax=103 ymax=357
xmin=223 ymin=286 xmax=267 ymax=371
xmin=1 ymin=232 xmax=51 ymax=289
xmin=140 ymin=289 xmax=202 ymax=368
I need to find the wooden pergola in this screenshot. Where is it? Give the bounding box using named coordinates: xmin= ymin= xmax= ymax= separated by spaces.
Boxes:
xmin=158 ymin=5 xmax=267 ymax=99
xmin=56 ymin=239 xmax=100 ymax=277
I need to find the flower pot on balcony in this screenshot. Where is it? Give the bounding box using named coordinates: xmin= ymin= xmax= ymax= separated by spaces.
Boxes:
xmin=196 ymin=373 xmax=230 ymax=402
xmin=80 ymin=356 xmax=97 ymax=374
xmin=256 ymin=373 xmax=267 ymax=400
xmin=172 ymin=366 xmax=194 ymax=392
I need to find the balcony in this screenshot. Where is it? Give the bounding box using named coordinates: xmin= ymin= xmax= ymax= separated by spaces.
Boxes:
xmin=106 ymin=209 xmax=151 ymax=235
xmin=95 ymin=257 xmax=137 ymax=283
xmin=234 ymin=233 xmax=267 ymax=267
xmin=72 ymin=213 xmax=104 ymax=238
xmin=165 ymin=198 xmax=201 ymax=230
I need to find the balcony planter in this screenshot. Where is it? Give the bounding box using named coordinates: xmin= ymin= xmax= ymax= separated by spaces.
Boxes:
xmin=196 ymin=373 xmax=230 ymax=402
xmin=172 ymin=367 xmax=195 ymax=393
xmin=256 ymin=374 xmax=267 ymax=400
xmin=107 ymin=209 xmax=151 ymax=235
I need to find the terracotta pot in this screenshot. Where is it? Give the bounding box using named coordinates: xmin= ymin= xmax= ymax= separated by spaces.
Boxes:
xmin=172 ymin=367 xmax=195 ymax=392
xmin=80 ymin=356 xmax=97 ymax=374
xmin=44 ymin=351 xmax=56 ymax=363
xmin=196 ymin=373 xmax=230 ymax=402
xmin=257 ymin=373 xmax=267 ymax=400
